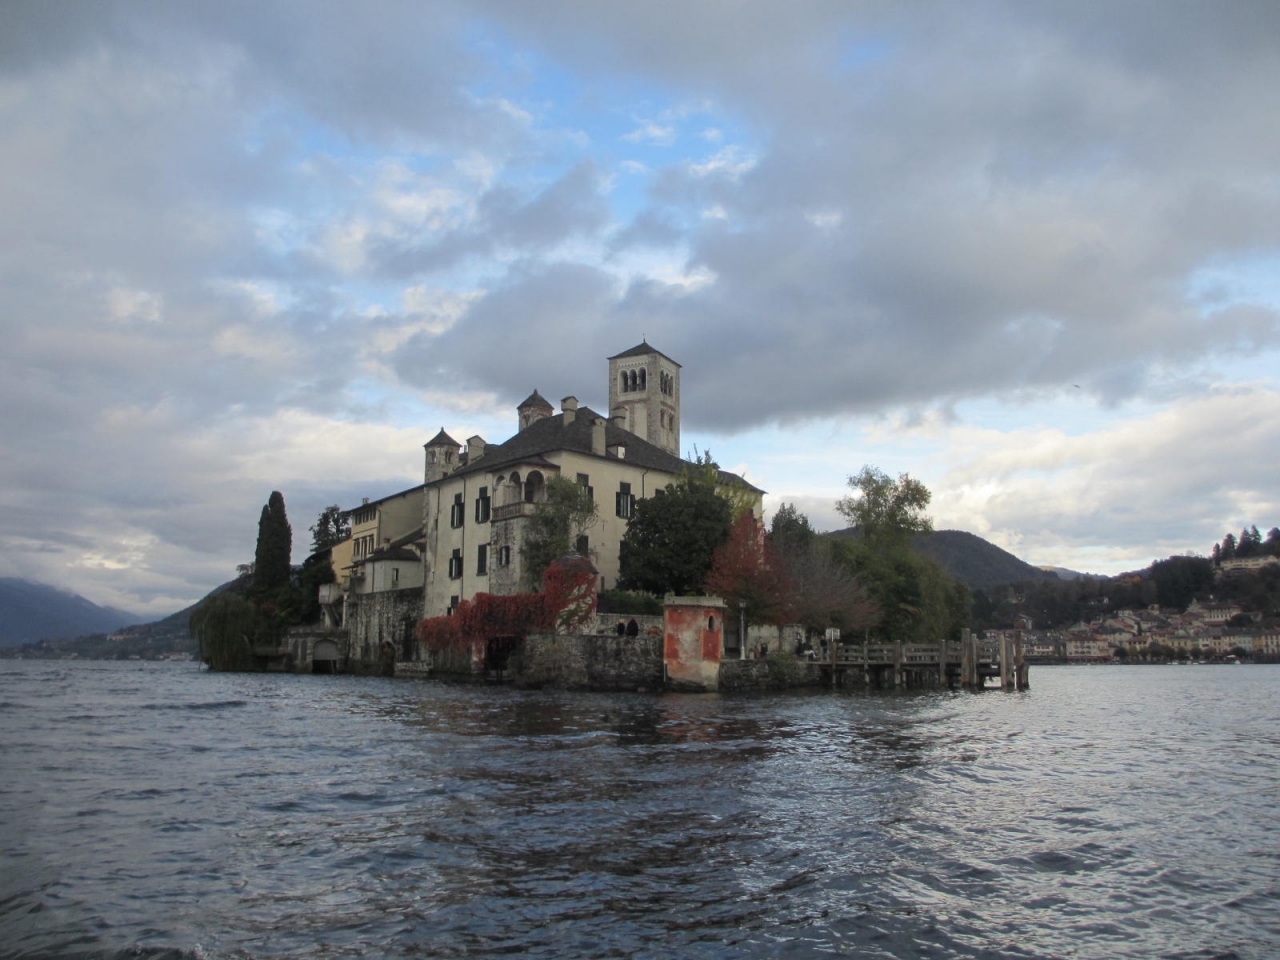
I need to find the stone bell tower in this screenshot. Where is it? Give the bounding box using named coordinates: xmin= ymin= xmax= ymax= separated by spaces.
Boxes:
xmin=607 ymin=342 xmax=680 ymax=457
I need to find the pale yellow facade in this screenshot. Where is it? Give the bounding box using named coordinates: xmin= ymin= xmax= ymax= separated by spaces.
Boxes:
xmin=419 ymin=343 xmax=762 ymax=619
xmin=346 ymin=485 xmax=425 ymax=594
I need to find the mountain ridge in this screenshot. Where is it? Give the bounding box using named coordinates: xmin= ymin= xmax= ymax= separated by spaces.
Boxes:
xmin=0 ymin=578 xmax=148 ymax=647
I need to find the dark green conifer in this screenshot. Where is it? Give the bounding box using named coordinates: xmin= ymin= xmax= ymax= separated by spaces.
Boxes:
xmin=253 ymin=490 xmax=292 ymax=593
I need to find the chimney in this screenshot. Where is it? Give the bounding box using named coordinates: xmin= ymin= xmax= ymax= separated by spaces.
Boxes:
xmin=562 ymin=396 xmax=578 ymax=425
xmin=591 ymin=417 xmax=606 ymax=456
xmin=467 ymin=435 xmax=486 ymax=462
xmin=610 ymin=404 xmax=629 ymax=431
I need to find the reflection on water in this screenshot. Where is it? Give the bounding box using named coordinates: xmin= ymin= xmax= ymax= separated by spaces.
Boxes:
xmin=1 ymin=661 xmax=1278 ymax=959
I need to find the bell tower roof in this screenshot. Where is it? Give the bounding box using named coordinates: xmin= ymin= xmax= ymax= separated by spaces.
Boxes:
xmin=608 ymin=341 xmax=681 ymax=367
xmin=424 ymin=428 xmax=460 ymax=448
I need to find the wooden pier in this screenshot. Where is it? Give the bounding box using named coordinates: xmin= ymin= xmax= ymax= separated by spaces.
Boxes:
xmin=824 ymin=628 xmax=1029 ymax=691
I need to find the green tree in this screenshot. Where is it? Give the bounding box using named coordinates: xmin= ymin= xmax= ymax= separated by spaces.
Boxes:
xmin=310 ymin=504 xmax=351 ymax=552
xmin=520 ymin=475 xmax=598 ymax=590
xmin=618 ymin=465 xmax=733 ymax=596
xmin=1266 ymin=527 xmax=1280 ymax=556
xmin=863 ymin=544 xmax=967 ymax=643
xmin=191 ymin=592 xmax=259 ymax=671
xmin=769 ymin=502 xmax=817 ymax=557
xmin=836 ymin=466 xmax=932 ymax=547
xmin=253 ymin=491 xmax=292 ymax=593
xmin=1149 ymin=555 xmax=1214 ymax=611
xmin=827 ymin=468 xmax=968 ymax=643
xmin=768 ymin=504 xmax=877 ymax=635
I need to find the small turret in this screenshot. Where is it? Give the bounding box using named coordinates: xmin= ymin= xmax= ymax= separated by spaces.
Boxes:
xmin=518 ymin=390 xmax=554 ymax=432
xmin=424 ymin=428 xmax=461 ymax=483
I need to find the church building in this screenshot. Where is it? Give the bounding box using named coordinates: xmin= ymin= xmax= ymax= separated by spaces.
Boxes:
xmin=418 ymin=342 xmax=761 ymax=618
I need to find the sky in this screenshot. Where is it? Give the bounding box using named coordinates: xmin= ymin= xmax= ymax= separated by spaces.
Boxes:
xmin=3 ymin=1 xmax=1279 ymax=617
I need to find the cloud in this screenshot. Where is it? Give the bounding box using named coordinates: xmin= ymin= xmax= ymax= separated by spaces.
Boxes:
xmin=621 ymin=121 xmax=676 ymax=146
xmin=3 ymin=0 xmax=1280 ymax=611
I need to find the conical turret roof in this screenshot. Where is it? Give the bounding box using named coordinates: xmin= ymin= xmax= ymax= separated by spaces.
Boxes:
xmin=425 ymin=427 xmax=460 ymax=448
xmin=518 ymin=389 xmax=554 ymax=410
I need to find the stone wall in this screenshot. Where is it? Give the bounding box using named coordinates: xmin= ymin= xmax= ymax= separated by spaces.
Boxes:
xmin=590 ymin=612 xmax=664 ymax=638
xmin=284 ymin=626 xmax=349 ymax=673
xmin=510 ymin=632 xmax=663 ymax=691
xmin=719 ymin=655 xmax=827 ymax=692
xmin=346 ymin=586 xmax=424 ymax=672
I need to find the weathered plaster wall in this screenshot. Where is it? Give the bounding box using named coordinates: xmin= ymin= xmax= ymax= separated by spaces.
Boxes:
xmin=663 ymin=597 xmax=725 ymax=691
xmin=346 ymin=586 xmax=423 ymax=670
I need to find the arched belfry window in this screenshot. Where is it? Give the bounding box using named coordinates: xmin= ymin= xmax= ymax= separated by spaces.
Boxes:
xmin=620 ymin=372 xmax=628 ymax=393
xmin=639 ymin=368 xmax=647 ymax=390
xmin=629 ymin=370 xmax=638 ymax=391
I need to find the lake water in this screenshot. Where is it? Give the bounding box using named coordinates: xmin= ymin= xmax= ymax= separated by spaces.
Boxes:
xmin=1 ymin=660 xmax=1277 ymax=959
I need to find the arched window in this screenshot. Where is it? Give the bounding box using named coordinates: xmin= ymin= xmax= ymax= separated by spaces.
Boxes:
xmin=620 ymin=372 xmax=628 ymax=393
xmin=629 ymin=370 xmax=638 ymax=391
xmin=708 ymin=616 xmax=716 ymax=631
xmin=639 ymin=368 xmax=647 ymax=390
xmin=524 ymin=470 xmax=545 ymax=503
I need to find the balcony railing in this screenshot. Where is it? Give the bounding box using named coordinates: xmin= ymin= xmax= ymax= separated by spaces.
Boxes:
xmin=491 ymin=501 xmax=537 ymax=522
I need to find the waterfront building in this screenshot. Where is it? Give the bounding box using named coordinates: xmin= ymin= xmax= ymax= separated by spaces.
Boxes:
xmin=418 ymin=342 xmax=762 ymax=618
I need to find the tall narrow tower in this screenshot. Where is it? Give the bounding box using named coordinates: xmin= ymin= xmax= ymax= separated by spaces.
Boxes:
xmin=607 ymin=342 xmax=681 ymax=457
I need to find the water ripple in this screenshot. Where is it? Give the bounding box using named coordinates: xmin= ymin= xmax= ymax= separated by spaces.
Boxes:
xmin=1 ymin=662 xmax=1278 ymax=959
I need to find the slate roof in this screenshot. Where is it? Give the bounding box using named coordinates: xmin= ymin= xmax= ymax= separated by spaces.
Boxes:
xmin=607 ymin=341 xmax=681 ymax=367
xmin=517 ymin=389 xmax=554 ymax=410
xmin=350 ymin=526 xmax=426 ymax=567
xmin=447 ymin=404 xmax=761 ymax=493
xmin=425 ymin=428 xmax=460 ymax=448
xmin=347 ymin=483 xmax=425 ymax=513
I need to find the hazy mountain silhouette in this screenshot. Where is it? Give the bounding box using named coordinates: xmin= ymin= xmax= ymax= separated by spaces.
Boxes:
xmin=0 ymin=578 xmax=147 ymax=647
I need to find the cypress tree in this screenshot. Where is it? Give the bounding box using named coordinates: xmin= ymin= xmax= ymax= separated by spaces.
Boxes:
xmin=253 ymin=490 xmax=292 ymax=593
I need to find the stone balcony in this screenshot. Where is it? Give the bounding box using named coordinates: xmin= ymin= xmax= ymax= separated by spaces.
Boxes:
xmin=492 ymin=501 xmax=537 ymax=522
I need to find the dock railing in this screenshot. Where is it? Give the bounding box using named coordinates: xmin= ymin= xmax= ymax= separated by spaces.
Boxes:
xmin=824 ymin=628 xmax=1029 ymax=690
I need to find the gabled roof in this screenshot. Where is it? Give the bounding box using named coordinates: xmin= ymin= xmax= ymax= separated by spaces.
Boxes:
xmin=347 ymin=483 xmax=425 ymax=513
xmin=607 ymin=341 xmax=681 ymax=367
xmin=446 ymin=404 xmax=761 ymax=493
xmin=350 ymin=526 xmax=426 ymax=567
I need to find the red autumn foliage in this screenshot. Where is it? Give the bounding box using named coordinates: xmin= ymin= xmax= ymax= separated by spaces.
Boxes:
xmin=542 ymin=555 xmax=598 ymax=631
xmin=416 ymin=614 xmax=462 ymax=653
xmin=457 ymin=591 xmax=550 ymax=640
xmin=704 ymin=512 xmax=796 ymax=625
xmin=414 ymin=554 xmax=599 ymax=654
